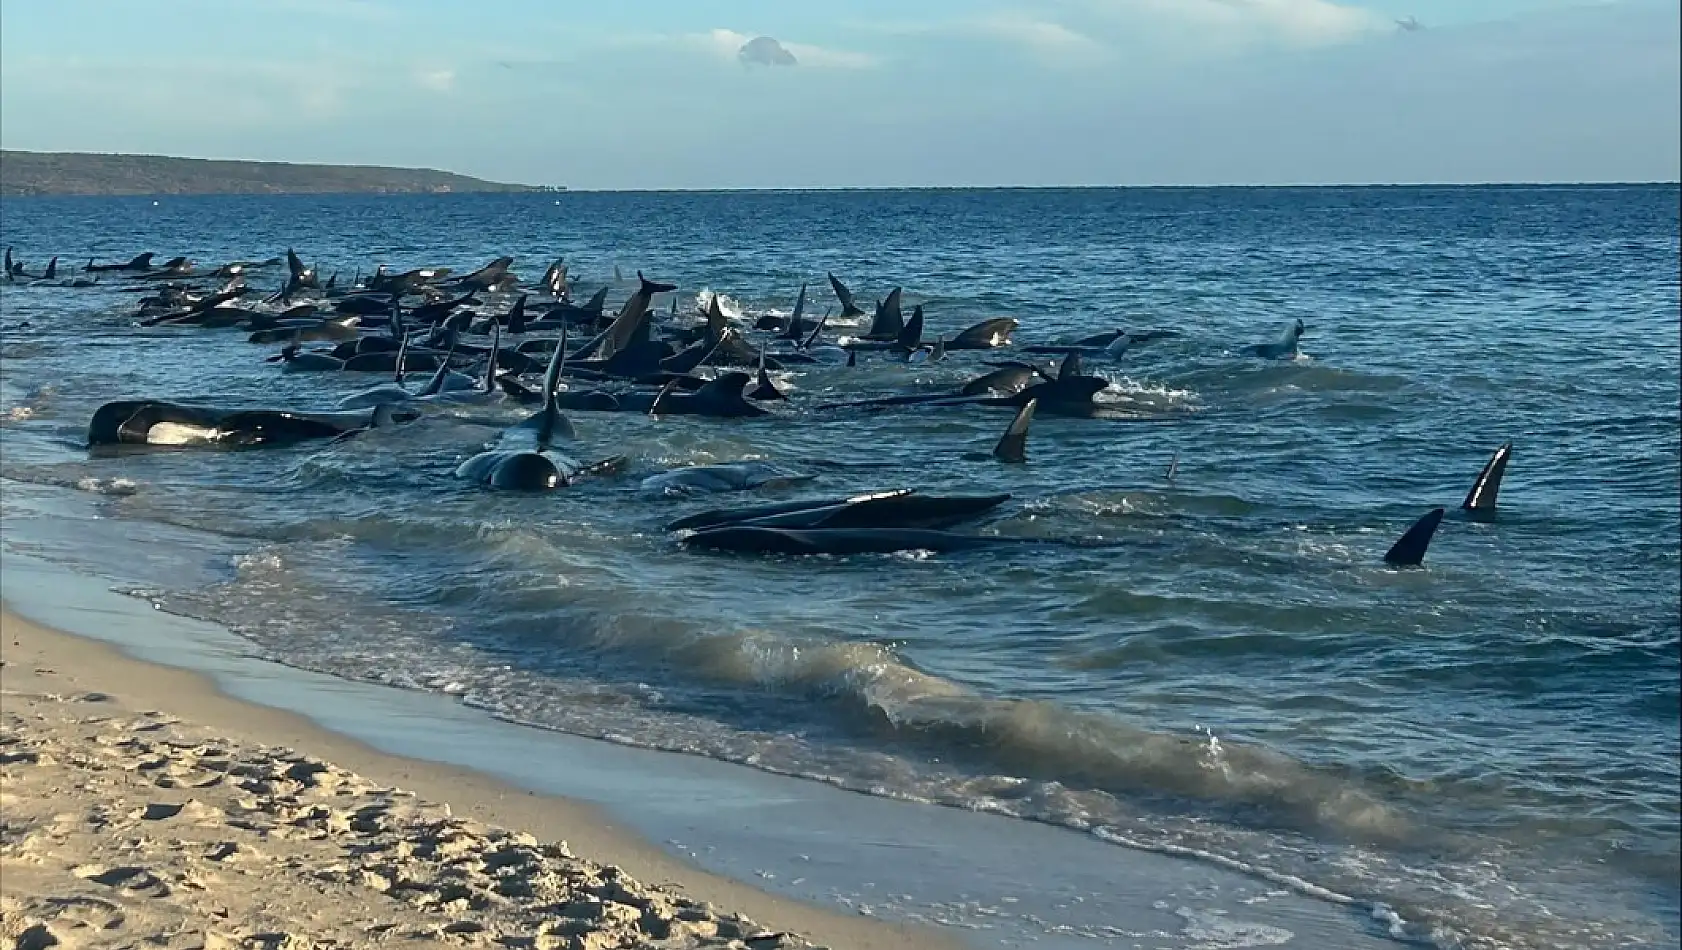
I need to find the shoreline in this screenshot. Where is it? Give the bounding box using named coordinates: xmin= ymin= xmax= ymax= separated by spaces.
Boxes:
xmin=0 ymin=604 xmax=948 ymax=950
xmin=0 ymin=485 xmax=1413 ymax=950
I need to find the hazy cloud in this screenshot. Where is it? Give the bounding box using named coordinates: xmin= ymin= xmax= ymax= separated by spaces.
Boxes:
xmin=690 ymin=28 xmax=875 ymax=69
xmin=415 ymin=68 xmax=456 ymax=91
xmin=739 ymin=35 xmax=797 ymax=67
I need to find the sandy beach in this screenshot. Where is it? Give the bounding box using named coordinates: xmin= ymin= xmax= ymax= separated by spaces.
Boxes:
xmin=0 ymin=607 xmax=951 ymax=950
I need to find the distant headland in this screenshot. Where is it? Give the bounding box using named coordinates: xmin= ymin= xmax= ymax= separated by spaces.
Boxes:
xmin=0 ymin=151 xmax=558 ymax=197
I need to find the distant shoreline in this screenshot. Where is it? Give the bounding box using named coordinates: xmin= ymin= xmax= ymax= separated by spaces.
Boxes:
xmin=0 ymin=151 xmax=1671 ymax=198
xmin=0 ymin=150 xmax=558 ymax=197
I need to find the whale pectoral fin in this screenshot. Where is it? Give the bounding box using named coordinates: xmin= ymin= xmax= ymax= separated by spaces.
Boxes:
xmin=1461 ymin=442 xmax=1512 ymax=513
xmin=1383 ymin=507 xmax=1446 ymax=567
xmin=649 ymin=379 xmax=682 ymax=416
xmin=994 ymin=399 xmax=1036 ymax=464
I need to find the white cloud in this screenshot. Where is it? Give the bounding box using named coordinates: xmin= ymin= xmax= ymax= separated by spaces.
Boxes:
xmin=1087 ymin=0 xmax=1389 ymax=48
xmin=782 ymin=41 xmax=879 ymax=70
xmin=966 ymin=13 xmax=1105 ymax=58
xmin=700 ymin=28 xmax=752 ymax=60
xmin=857 ymin=13 xmax=1103 ymax=63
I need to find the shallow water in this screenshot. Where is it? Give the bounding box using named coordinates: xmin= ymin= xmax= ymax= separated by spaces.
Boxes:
xmin=2 ymin=186 xmax=1678 ymax=949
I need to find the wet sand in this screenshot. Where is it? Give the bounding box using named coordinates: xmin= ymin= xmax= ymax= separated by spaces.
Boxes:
xmin=0 ymin=607 xmax=949 ymax=950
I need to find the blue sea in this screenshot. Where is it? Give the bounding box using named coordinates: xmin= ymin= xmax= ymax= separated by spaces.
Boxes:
xmin=1 ymin=185 xmax=1677 ymax=949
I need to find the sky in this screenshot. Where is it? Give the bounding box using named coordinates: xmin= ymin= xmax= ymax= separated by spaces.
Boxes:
xmin=0 ymin=0 xmax=1676 ymax=189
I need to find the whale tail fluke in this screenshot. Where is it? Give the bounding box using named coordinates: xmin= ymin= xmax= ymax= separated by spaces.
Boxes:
xmin=639 ymin=271 xmax=678 ymax=296
xmin=827 ymin=273 xmax=866 ymax=318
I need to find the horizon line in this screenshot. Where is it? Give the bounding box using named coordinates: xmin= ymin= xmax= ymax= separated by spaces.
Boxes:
xmin=3 ymin=181 xmax=1676 ymax=198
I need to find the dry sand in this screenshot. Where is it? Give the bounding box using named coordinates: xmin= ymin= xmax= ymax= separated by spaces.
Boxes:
xmin=0 ymin=607 xmax=953 ymax=950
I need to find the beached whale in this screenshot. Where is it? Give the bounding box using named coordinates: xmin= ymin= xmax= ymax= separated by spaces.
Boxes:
xmin=666 ymin=489 xmax=1012 ymax=533
xmin=87 ymin=400 xmax=414 ymax=449
xmin=454 ymin=332 xmax=624 ymax=490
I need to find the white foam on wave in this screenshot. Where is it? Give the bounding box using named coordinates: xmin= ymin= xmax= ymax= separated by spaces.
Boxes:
xmin=1090 ymin=825 xmax=1435 ymax=945
xmin=1174 ymin=907 xmax=1293 ymax=949
xmin=693 ymin=289 xmax=746 ymax=320
xmin=73 ymin=477 xmax=138 ymax=496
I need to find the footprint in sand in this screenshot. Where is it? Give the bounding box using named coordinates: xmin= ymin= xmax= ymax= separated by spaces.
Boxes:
xmin=206 ymin=931 xmax=296 ymax=950
xmin=137 ymin=802 xmax=185 ymax=821
xmin=202 ymin=841 xmax=247 ymax=862
xmin=12 ymin=923 xmax=60 ymax=950
xmin=71 ymin=864 xmax=172 ymax=899
xmin=7 ymin=895 xmax=127 ymax=941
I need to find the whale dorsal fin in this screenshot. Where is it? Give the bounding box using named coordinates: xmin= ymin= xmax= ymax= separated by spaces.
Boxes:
xmin=482 ymin=321 xmax=501 ymax=393
xmin=393 ymin=332 xmax=411 ymax=385
xmin=781 ymin=282 xmax=809 ymax=339
xmin=1461 ymin=442 xmax=1512 ymax=512
xmin=994 ymin=399 xmax=1036 ymax=464
xmin=896 ymin=305 xmax=924 ymax=349
xmin=419 ymin=333 xmax=459 ymax=397
xmin=802 ymin=309 xmax=830 ymax=349
xmin=706 ymin=293 xmax=728 ymax=340
xmin=507 ymin=294 xmax=528 ymax=335
xmin=540 ymin=322 xmax=569 ymax=416
xmin=869 ymin=287 xmax=904 ymax=339
xmin=1383 ymin=507 xmax=1445 ymax=567
xmin=1058 ymin=351 xmax=1082 ymax=381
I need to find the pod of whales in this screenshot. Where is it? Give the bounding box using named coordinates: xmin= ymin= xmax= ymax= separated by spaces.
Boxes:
xmin=0 ymin=240 xmax=1521 ymax=568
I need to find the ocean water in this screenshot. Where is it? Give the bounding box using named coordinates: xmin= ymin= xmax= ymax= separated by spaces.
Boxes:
xmin=0 ymin=186 xmax=1677 ymax=949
